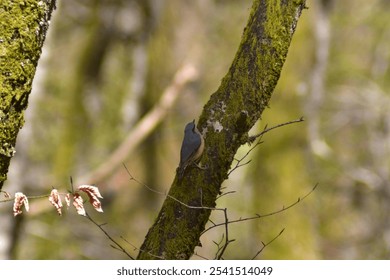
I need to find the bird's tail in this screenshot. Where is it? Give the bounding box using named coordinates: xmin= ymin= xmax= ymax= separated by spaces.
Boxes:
xmin=177 ymin=164 xmax=186 ymax=181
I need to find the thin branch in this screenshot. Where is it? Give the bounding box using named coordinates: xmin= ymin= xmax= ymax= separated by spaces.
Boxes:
xmin=213 ymin=234 xmax=225 ymax=259
xmin=120 ymin=236 xmax=164 ymax=260
xmin=76 ymin=64 xmax=198 ymax=185
xmin=251 ymin=228 xmax=285 ymax=259
xmin=216 ymin=208 xmax=236 ymax=260
xmin=202 ymin=184 xmax=318 ymax=235
xmin=193 ymin=251 xmax=209 ymax=260
xmin=216 ymin=190 xmax=236 ymax=200
xmin=69 ymin=176 xmax=75 ymax=194
xmin=123 ymin=164 xmax=220 ymax=211
xmin=0 ymin=191 xmax=69 ymax=204
xmin=228 ymin=117 xmax=304 ymax=176
xmin=84 ymin=212 xmax=135 ymax=260
xmin=248 ymin=117 xmax=305 ymax=143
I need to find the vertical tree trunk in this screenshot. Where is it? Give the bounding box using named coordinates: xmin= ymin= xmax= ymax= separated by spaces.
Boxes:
xmin=137 ymin=0 xmax=307 ymax=259
xmin=0 ymin=0 xmax=57 ymax=190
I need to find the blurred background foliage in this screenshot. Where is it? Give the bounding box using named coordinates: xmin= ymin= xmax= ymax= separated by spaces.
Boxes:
xmin=1 ymin=0 xmax=390 ymax=259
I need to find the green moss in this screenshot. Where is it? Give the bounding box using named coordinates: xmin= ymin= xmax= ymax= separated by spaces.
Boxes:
xmin=0 ymin=0 xmax=54 ymax=188
xmin=0 ymin=1 xmax=47 ymax=96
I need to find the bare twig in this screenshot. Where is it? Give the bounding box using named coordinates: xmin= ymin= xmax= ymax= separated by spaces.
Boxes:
xmin=193 ymin=251 xmax=209 ymax=260
xmin=123 ymin=164 xmax=219 ymax=211
xmin=213 ymin=234 xmax=225 ymax=259
xmin=248 ymin=117 xmax=305 ymax=143
xmin=84 ymin=212 xmax=134 ymax=260
xmin=228 ymin=117 xmax=304 ymax=176
xmin=0 ymin=193 xmax=51 ymax=203
xmin=202 ymin=184 xmax=318 ymax=235
xmin=216 ymin=208 xmax=236 ymax=260
xmin=216 ymin=190 xmax=236 ymax=200
xmin=251 ymin=228 xmax=285 ymax=259
xmin=208 ymin=219 xmax=217 ymax=226
xmin=120 ymin=236 xmax=164 ymax=260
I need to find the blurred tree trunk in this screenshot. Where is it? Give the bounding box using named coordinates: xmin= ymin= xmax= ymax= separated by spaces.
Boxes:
xmin=137 ymin=0 xmax=307 ymax=260
xmin=140 ymin=1 xmax=175 ymax=205
xmin=0 ymin=0 xmax=57 ymax=191
xmin=53 ymin=0 xmax=114 ymax=180
xmin=306 ymin=0 xmax=333 ymax=159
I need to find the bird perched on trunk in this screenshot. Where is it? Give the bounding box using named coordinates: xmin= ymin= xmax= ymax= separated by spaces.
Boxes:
xmin=177 ymin=120 xmax=205 ymax=180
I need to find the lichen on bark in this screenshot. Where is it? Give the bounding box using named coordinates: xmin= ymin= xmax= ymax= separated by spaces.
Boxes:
xmin=0 ymin=0 xmax=56 ymax=190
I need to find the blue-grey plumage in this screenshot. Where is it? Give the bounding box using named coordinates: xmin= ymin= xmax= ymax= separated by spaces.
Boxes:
xmin=177 ymin=120 xmax=205 ymax=180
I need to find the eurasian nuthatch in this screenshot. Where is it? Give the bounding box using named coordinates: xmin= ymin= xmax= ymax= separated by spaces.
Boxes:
xmin=177 ymin=120 xmax=205 ymax=180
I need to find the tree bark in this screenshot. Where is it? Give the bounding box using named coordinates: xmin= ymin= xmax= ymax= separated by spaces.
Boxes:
xmin=0 ymin=0 xmax=57 ymax=191
xmin=137 ymin=0 xmax=307 ymax=259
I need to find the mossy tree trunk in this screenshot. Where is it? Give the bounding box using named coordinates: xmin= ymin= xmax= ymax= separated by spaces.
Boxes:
xmin=137 ymin=0 xmax=307 ymax=259
xmin=0 ymin=0 xmax=57 ymax=191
